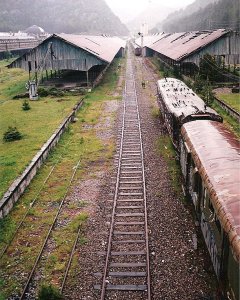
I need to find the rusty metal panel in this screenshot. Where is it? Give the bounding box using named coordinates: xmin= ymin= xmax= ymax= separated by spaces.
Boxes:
xmin=181 ymin=120 xmax=240 ymax=262
xmin=143 ymin=29 xmax=239 ymax=64
xmin=157 ymin=77 xmax=221 ymax=122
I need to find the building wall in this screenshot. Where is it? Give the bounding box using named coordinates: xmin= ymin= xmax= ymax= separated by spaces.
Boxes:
xmin=182 ymin=32 xmax=240 ymax=66
xmin=9 ymin=36 xmax=106 ymax=72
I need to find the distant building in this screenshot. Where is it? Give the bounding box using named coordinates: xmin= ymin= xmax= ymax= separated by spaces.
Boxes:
xmin=0 ymin=31 xmax=39 ymax=59
xmin=24 ymin=25 xmax=45 ymax=35
xmin=0 ymin=25 xmax=49 ymax=59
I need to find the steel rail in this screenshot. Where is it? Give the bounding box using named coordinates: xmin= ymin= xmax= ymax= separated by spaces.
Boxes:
xmin=20 ymin=159 xmax=81 ymax=299
xmin=132 ymin=59 xmax=151 ymax=300
xmin=100 ymin=64 xmax=127 ymax=300
xmin=60 ymin=225 xmax=82 ymax=293
xmin=99 ymin=47 xmax=151 ymax=299
xmin=0 ymin=165 xmax=55 ymax=259
xmin=0 ymin=140 xmax=72 ymax=260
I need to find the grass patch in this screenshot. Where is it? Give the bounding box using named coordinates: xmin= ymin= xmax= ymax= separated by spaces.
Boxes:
xmin=0 ymin=57 xmax=123 ymax=298
xmin=156 ymin=135 xmax=185 ymax=202
xmin=217 ymin=93 xmax=240 ymax=113
xmin=151 ymin=106 xmax=160 ymax=119
xmin=0 ymin=61 xmax=81 ymax=198
xmin=212 ymin=101 xmax=240 ymax=138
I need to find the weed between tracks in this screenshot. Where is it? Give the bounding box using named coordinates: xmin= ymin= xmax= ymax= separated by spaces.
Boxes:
xmin=0 ymin=58 xmax=123 ymax=298
xmin=156 ymin=135 xmax=185 ymax=203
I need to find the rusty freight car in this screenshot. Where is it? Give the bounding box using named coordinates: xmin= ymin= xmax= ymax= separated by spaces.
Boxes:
xmin=180 ymin=120 xmax=240 ymax=300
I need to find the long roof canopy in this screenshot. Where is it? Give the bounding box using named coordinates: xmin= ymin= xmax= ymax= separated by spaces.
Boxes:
xmin=8 ymin=34 xmax=126 ymax=72
xmin=57 ymin=34 xmax=126 ymax=63
xmin=135 ymin=29 xmax=229 ymax=62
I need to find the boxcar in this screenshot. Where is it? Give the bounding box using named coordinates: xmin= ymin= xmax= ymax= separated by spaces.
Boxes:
xmin=180 ymin=120 xmax=240 ymax=300
xmin=157 ymin=78 xmax=222 ymax=149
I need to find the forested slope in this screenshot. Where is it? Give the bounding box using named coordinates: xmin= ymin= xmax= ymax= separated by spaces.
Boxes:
xmin=155 ymin=0 xmax=239 ymax=33
xmin=0 ymin=0 xmax=128 ymax=35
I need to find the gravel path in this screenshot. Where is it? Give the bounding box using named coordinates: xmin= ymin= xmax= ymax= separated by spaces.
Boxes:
xmin=63 ymin=53 xmax=216 ymax=300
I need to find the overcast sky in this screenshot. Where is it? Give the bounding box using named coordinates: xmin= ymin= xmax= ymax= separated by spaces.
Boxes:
xmin=105 ymin=0 xmax=195 ymax=22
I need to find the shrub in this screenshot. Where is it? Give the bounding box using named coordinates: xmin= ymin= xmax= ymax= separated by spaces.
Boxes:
xmin=38 ymin=284 xmax=63 ymax=300
xmin=22 ymin=100 xmax=31 ymax=111
xmin=201 ymin=83 xmax=215 ymax=107
xmin=3 ymin=50 xmax=12 ymax=60
xmin=38 ymin=87 xmax=49 ymax=97
xmin=3 ymin=126 xmax=23 ymax=142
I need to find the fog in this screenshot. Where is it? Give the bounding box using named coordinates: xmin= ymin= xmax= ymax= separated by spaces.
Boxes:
xmin=105 ymin=0 xmax=195 ymax=22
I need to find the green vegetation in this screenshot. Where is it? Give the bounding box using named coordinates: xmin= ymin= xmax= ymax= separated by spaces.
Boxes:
xmin=159 ymin=0 xmax=239 ymax=32
xmin=38 ymin=284 xmax=64 ymax=300
xmin=22 ymin=99 xmax=31 ymax=111
xmin=3 ymin=126 xmax=23 ymax=142
xmin=0 ymin=59 xmax=28 ymax=104
xmin=192 ymin=75 xmax=215 ymax=106
xmin=0 ymin=60 xmax=81 ymax=198
xmin=217 ymin=93 xmax=240 ymax=113
xmin=212 ymin=101 xmax=240 ymax=138
xmin=156 ymin=135 xmax=185 ymax=202
xmin=0 ymin=58 xmax=123 ymax=298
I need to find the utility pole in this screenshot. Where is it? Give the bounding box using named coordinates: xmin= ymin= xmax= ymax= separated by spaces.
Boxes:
xmin=138 ymin=31 xmax=145 ymax=88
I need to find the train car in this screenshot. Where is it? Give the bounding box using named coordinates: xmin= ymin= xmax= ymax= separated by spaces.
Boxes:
xmin=180 ymin=120 xmax=240 ymax=300
xmin=157 ymin=78 xmax=222 ymax=149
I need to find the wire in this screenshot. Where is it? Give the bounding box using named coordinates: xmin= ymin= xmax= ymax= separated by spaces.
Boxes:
xmin=201 ymin=56 xmax=239 ymax=81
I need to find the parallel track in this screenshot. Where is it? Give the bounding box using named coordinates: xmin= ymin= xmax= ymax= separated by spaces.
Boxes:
xmin=96 ymin=49 xmax=151 ymax=299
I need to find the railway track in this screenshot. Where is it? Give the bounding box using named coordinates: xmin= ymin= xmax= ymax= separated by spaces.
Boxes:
xmin=19 ymin=158 xmax=82 ymax=299
xmin=0 ymin=139 xmax=86 ymax=298
xmin=94 ymin=49 xmax=151 ymax=299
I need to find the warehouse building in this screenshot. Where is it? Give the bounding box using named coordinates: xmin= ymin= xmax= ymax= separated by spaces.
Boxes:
xmin=134 ymin=29 xmax=239 ymax=75
xmin=9 ymin=34 xmax=126 ymax=87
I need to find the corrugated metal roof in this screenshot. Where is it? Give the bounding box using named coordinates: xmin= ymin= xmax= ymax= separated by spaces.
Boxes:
xmin=182 ymin=120 xmax=240 ymax=262
xmin=135 ymin=33 xmax=166 ymax=47
xmin=57 ymin=34 xmax=126 ymax=63
xmin=137 ymin=29 xmax=229 ymax=61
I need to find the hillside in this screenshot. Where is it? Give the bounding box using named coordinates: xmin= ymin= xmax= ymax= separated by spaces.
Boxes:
xmin=0 ymin=0 xmax=128 ymax=36
xmin=154 ymin=0 xmax=218 ymax=32
xmin=155 ymin=0 xmax=239 ymax=32
xmin=126 ymin=3 xmax=173 ymax=33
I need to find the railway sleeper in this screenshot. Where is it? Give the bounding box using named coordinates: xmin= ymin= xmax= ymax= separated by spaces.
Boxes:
xmin=94 ymin=284 xmax=147 ymax=291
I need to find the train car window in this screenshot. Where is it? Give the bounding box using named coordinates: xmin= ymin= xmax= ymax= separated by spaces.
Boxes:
xmin=203 ymin=188 xmax=209 ymax=208
xmin=193 ymin=171 xmax=202 ymax=198
xmin=209 ymin=199 xmax=214 ymax=213
xmin=215 ymin=214 xmax=221 ymax=233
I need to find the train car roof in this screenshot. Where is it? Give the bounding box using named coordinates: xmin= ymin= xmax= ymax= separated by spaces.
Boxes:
xmin=157 ymin=78 xmax=219 ymax=120
xmin=181 ymin=120 xmax=240 ymax=261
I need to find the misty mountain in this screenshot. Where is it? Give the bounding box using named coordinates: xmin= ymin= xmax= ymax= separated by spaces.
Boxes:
xmin=0 ymin=0 xmax=129 ymax=36
xmin=126 ymin=3 xmax=174 ymax=33
xmin=154 ymin=0 xmax=219 ymax=32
